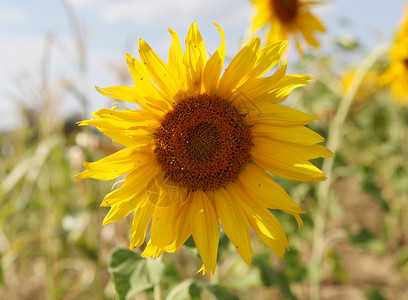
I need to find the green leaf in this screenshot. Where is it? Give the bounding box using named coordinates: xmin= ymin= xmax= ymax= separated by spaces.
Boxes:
xmin=253 ymin=254 xmax=296 ymax=300
xmin=217 ymin=233 xmax=231 ymax=260
xmin=362 ymin=180 xmax=390 ymax=212
xmin=396 ymin=248 xmax=408 ymax=269
xmin=348 ymin=228 xmax=386 ymax=254
xmin=365 ymin=287 xmax=387 ymax=300
xmin=166 ymin=280 xmax=193 ymax=300
xmin=348 ymin=228 xmax=375 ymax=245
xmin=108 ymin=248 xmax=164 ymax=300
xmin=326 ymin=249 xmax=348 ymax=284
xmin=206 ymin=284 xmax=239 ymax=300
xmin=283 ymin=250 xmax=307 ymax=282
xmin=188 ymin=282 xmax=202 ymax=300
xmin=183 ymin=236 xmax=196 ymax=248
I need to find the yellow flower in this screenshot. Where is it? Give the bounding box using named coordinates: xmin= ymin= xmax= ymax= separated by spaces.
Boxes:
xmin=75 ymin=22 xmax=333 ymax=276
xmin=250 ymin=0 xmax=326 ymax=53
xmin=341 ymin=69 xmax=383 ymax=104
xmin=383 ymin=7 xmax=408 ymax=104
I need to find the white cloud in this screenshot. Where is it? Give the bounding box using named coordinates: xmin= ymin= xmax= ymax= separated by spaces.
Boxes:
xmin=66 ymin=0 xmax=106 ymax=6
xmin=0 ymin=36 xmax=44 ymax=79
xmin=100 ymin=0 xmax=251 ymax=27
xmin=0 ymin=4 xmax=28 ymax=25
xmin=102 ymin=0 xmax=199 ymax=23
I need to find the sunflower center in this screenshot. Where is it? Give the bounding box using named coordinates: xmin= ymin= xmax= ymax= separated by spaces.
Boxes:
xmin=186 ymin=122 xmax=220 ymax=161
xmin=270 ymin=0 xmax=299 ymax=23
xmin=403 ymin=58 xmax=408 ymax=68
xmin=154 ymin=94 xmax=253 ymax=191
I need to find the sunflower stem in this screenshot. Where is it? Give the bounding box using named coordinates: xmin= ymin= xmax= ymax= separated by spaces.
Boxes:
xmin=154 ymin=256 xmax=165 ymax=300
xmin=309 ymin=44 xmax=390 ymax=300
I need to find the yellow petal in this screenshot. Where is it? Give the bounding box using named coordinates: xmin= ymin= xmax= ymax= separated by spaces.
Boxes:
xmin=167 ymin=28 xmax=187 ymax=97
xmin=213 ymin=189 xmax=253 ymax=265
xmin=203 ymin=23 xmax=225 ymax=95
xmin=78 ymin=118 xmax=155 ymax=133
xmin=217 ymin=37 xmax=261 ymax=98
xmin=96 ymin=128 xmax=153 ymax=147
xmin=100 ymin=158 xmax=160 ymax=207
xmin=125 ymin=53 xmax=169 ymax=112
xmin=142 ymin=240 xmax=165 ymax=259
xmin=143 ymin=171 xmax=187 ymax=208
xmin=252 ymin=136 xmax=327 ymax=181
xmin=295 ymin=144 xmax=335 ymax=160
xmin=78 ymin=108 xmax=157 ymax=147
xmin=297 ymin=12 xmax=326 ymax=48
xmin=245 ymin=103 xmax=318 ymax=126
xmin=267 ymin=16 xmax=286 ymax=44
xmin=185 ymin=21 xmax=207 ymax=64
xmin=265 ymin=74 xmax=312 ymax=103
xmin=75 ymin=146 xmax=152 ymax=180
xmin=130 ymin=200 xmax=155 ymax=249
xmin=95 ymin=85 xmax=143 ymax=103
xmin=252 ymin=123 xmax=325 ymax=145
xmin=227 ymin=183 xmax=288 ymax=256
xmin=95 ymin=85 xmax=167 ymax=113
xmin=197 ymin=264 xmax=207 ymax=275
xmin=232 ymin=62 xmax=287 ymax=113
xmin=189 ymin=191 xmax=219 ymax=276
xmin=138 ymin=38 xmax=180 ymax=102
xmin=163 ymin=194 xmax=192 ymax=253
xmin=250 ymin=0 xmax=271 ymax=34
xmin=248 ymin=40 xmax=288 ymax=79
xmin=183 ymin=21 xmax=207 ymax=96
xmin=102 ymin=166 xmax=162 ymax=225
xmin=103 ymin=199 xmax=139 ymax=225
xmin=238 ymin=163 xmax=305 ymax=227
xmin=236 ymin=69 xmax=312 ymax=105
xmin=88 ymin=108 xmax=160 ymax=129
xmin=150 ymin=190 xmax=183 ymax=251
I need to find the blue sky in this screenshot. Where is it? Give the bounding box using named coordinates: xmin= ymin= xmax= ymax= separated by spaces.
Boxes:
xmin=0 ymin=0 xmax=406 ymax=131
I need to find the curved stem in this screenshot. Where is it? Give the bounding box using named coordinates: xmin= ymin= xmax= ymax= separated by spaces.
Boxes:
xmin=165 ymin=280 xmax=193 ymax=300
xmin=309 ymin=44 xmax=389 ymax=300
xmin=154 ymin=256 xmax=165 ymax=300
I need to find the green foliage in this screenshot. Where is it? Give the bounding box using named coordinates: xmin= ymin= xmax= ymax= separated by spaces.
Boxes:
xmin=253 ymin=254 xmax=296 ymax=300
xmin=358 ymin=165 xmax=390 ymax=212
xmin=282 ymin=250 xmax=307 ymax=282
xmin=348 ymin=228 xmax=386 ymax=254
xmin=108 ymin=248 xmax=165 ymax=300
xmin=165 ymin=280 xmax=240 ymax=300
xmin=365 ymin=287 xmax=387 ymax=300
xmin=396 ymin=248 xmax=408 ymax=269
xmin=326 ymin=249 xmax=348 ymax=284
xmin=205 ymin=284 xmax=240 ymax=300
xmin=188 ymin=282 xmax=202 ymax=300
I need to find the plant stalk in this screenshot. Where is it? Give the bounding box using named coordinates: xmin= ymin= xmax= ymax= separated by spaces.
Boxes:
xmin=309 ymin=44 xmax=389 ymax=300
xmin=154 ymin=256 xmax=165 ymax=300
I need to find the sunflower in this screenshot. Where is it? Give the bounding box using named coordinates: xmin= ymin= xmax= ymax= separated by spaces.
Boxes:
xmin=382 ymin=7 xmax=408 ymax=105
xmin=341 ymin=69 xmax=383 ymax=104
xmin=75 ymin=22 xmax=333 ymax=276
xmin=250 ymin=0 xmax=326 ymax=53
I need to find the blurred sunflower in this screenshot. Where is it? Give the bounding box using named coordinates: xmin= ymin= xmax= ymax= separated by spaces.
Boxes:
xmin=75 ymin=22 xmax=333 ymax=275
xmin=341 ymin=69 xmax=383 ymax=104
xmin=382 ymin=7 xmax=408 ymax=105
xmin=250 ymin=0 xmax=326 ymax=53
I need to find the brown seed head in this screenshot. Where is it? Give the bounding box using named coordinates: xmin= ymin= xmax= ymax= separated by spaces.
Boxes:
xmin=270 ymin=0 xmax=300 ymax=23
xmin=154 ymin=94 xmax=253 ymax=191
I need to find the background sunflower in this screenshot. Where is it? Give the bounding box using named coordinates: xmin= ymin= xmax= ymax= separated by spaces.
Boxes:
xmin=250 ymin=0 xmax=326 ymax=53
xmin=382 ymin=7 xmax=408 ymax=105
